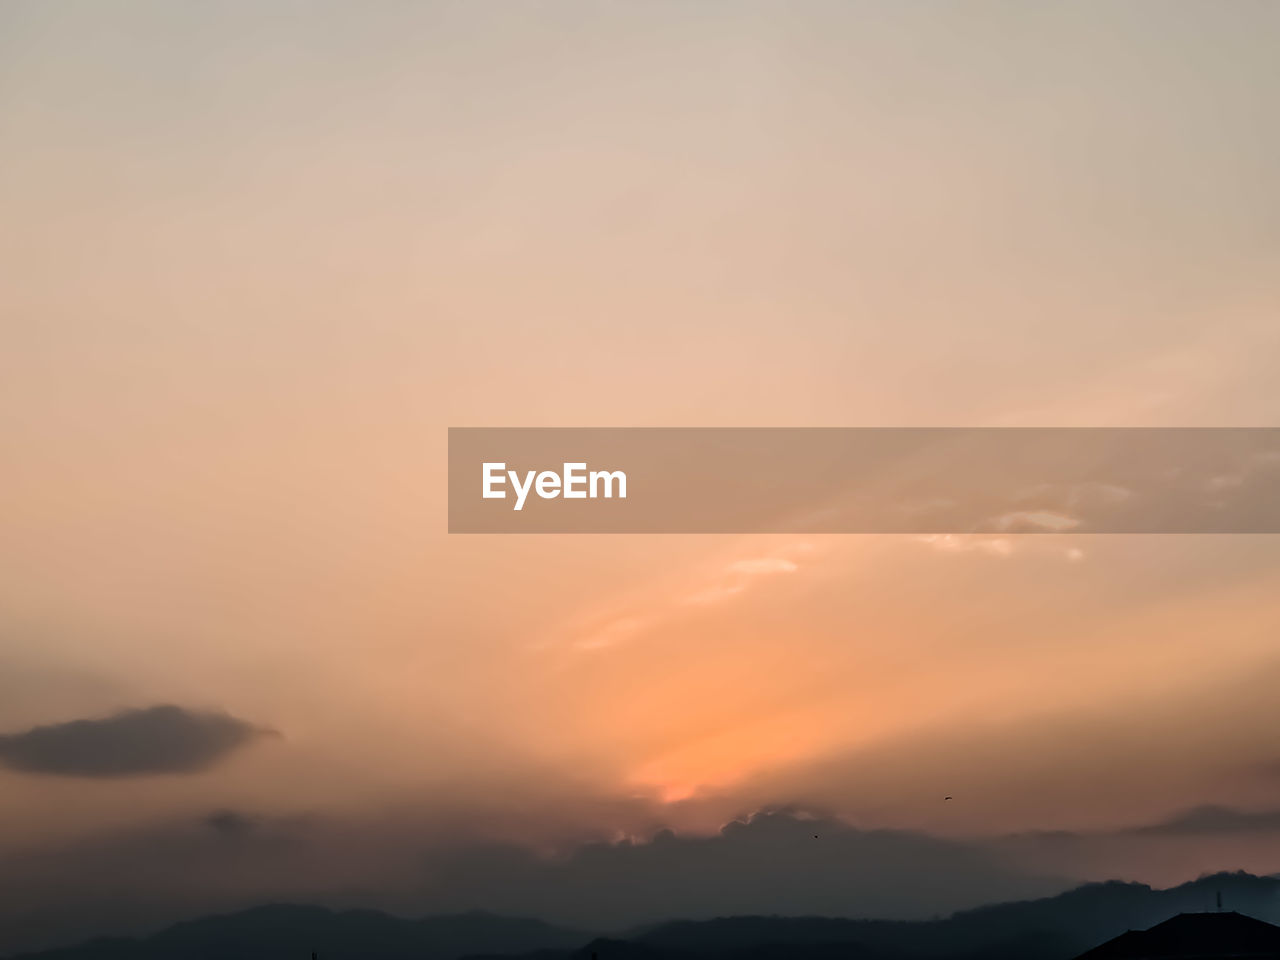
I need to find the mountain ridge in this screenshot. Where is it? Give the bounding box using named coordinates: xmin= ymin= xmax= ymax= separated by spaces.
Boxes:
xmin=10 ymin=871 xmax=1280 ymax=960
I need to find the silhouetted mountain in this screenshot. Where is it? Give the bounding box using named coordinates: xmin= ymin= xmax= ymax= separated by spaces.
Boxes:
xmin=7 ymin=906 xmax=587 ymax=960
xmin=10 ymin=872 xmax=1280 ymax=960
xmin=483 ymin=872 xmax=1280 ymax=960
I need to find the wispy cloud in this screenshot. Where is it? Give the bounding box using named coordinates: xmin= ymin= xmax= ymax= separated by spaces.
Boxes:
xmin=564 ymin=542 xmax=815 ymax=654
xmin=991 ymin=510 xmax=1081 ymax=533
xmin=683 ymin=550 xmax=803 ymax=606
xmin=917 ymin=535 xmax=1015 ymax=557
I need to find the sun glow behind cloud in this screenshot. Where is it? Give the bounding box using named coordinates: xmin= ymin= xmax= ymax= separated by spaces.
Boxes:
xmin=2 ymin=7 xmax=1280 ymax=938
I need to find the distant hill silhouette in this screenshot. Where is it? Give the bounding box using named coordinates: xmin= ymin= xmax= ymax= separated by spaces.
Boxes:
xmin=0 ymin=810 xmax=1067 ymax=951
xmin=9 ymin=872 xmax=1280 ymax=960
xmin=489 ymin=873 xmax=1280 ymax=960
xmin=6 ymin=907 xmax=587 ymax=960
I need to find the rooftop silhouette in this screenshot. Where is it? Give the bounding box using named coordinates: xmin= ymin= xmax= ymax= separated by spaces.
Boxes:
xmin=1075 ymin=911 xmax=1280 ymax=960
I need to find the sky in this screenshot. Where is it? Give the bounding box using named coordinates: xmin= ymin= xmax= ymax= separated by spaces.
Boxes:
xmin=2 ymin=0 xmax=1280 ymax=952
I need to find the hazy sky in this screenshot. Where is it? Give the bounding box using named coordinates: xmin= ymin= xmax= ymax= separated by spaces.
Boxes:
xmin=2 ymin=0 xmax=1280 ymax=951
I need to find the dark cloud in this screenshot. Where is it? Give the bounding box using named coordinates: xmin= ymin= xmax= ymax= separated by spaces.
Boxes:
xmin=0 ymin=705 xmax=272 ymax=777
xmin=423 ymin=810 xmax=1068 ymax=929
xmin=205 ymin=809 xmax=258 ymax=837
xmin=0 ymin=809 xmax=1066 ymax=954
xmin=10 ymin=799 xmax=1280 ymax=955
xmin=1130 ymin=805 xmax=1280 ymax=836
xmin=987 ymin=805 xmax=1280 ymax=888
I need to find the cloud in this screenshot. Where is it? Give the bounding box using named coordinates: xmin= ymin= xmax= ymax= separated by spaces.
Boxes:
xmin=917 ymin=534 xmax=1014 ymax=557
xmin=0 ymin=808 xmax=1066 ymax=954
xmin=684 ymin=552 xmax=802 ymax=606
xmin=915 ymin=533 xmax=1085 ymax=562
xmin=725 ymin=557 xmax=799 ymax=576
xmin=424 ymin=810 xmax=1065 ymax=928
xmin=575 ymin=617 xmax=645 ymax=651
xmin=1129 ymin=805 xmax=1280 ymax=837
xmin=13 ymin=796 xmax=1280 ymax=955
xmin=0 ymin=705 xmax=272 ymax=778
xmin=563 ymin=542 xmax=816 ymax=654
xmin=205 ymin=809 xmax=258 ymax=837
xmin=991 ymin=510 xmax=1081 ymax=533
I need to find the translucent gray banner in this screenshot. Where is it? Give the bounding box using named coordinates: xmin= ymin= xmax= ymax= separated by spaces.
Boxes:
xmin=448 ymin=428 xmax=1280 ymax=533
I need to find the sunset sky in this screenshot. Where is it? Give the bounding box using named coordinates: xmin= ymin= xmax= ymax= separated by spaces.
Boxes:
xmin=2 ymin=0 xmax=1280 ymax=952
